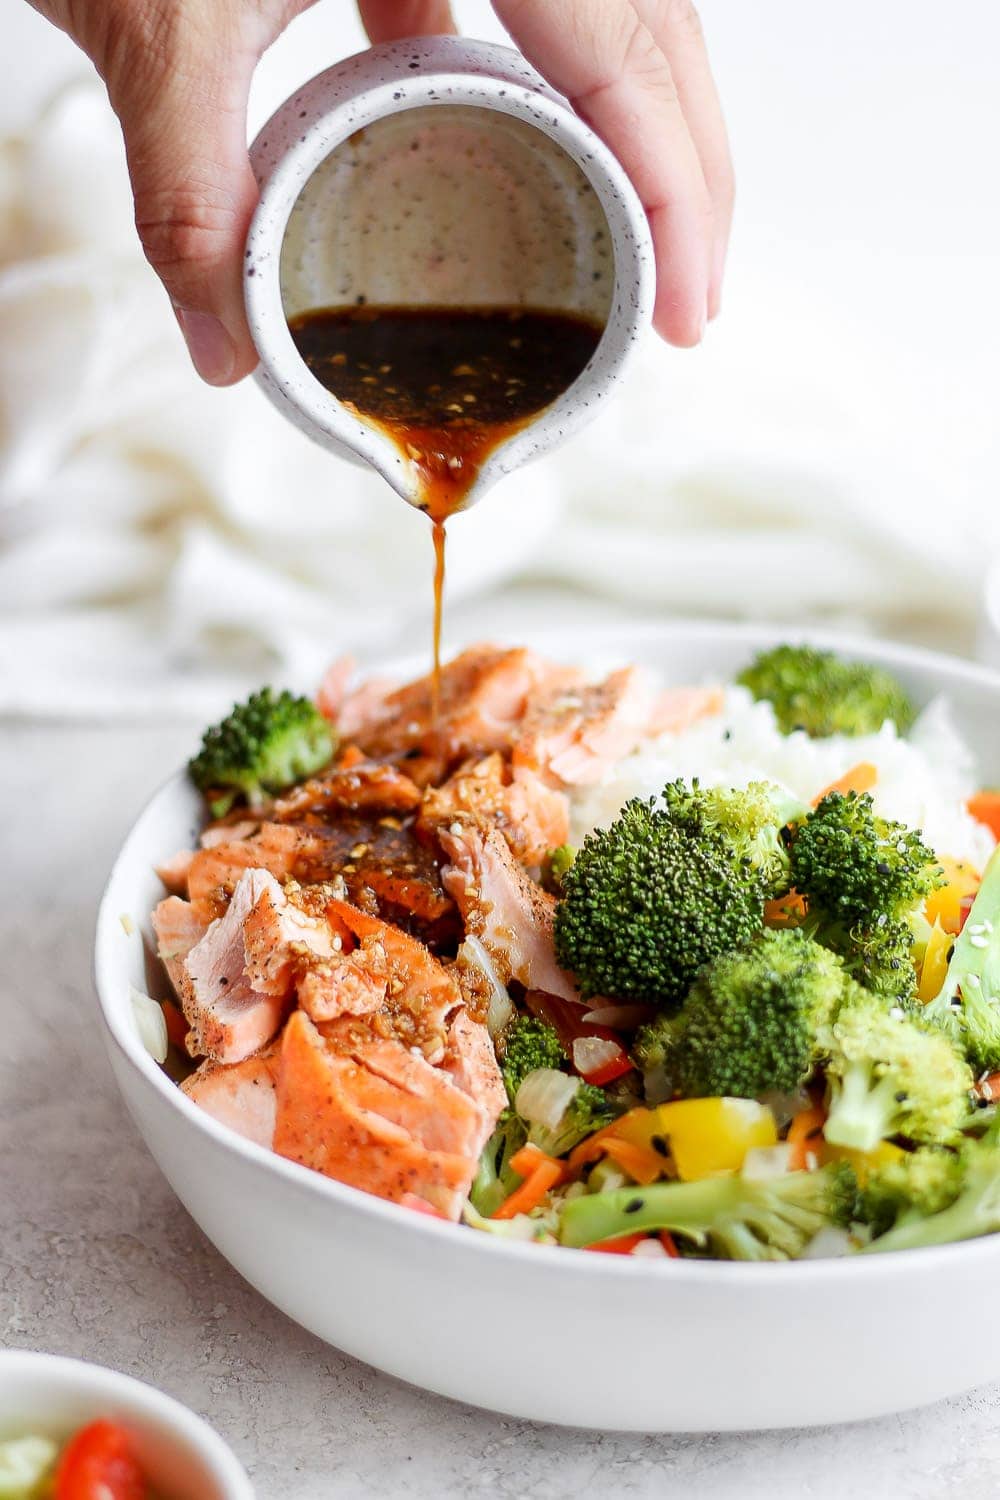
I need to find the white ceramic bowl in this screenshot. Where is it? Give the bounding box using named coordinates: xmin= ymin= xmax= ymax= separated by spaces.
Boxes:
xmin=0 ymin=1351 xmax=253 ymax=1499
xmin=94 ymin=622 xmax=1000 ymax=1432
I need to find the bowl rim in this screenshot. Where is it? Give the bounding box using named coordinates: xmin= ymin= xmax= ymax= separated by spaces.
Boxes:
xmin=94 ymin=618 xmax=1000 ymax=1286
xmin=0 ymin=1350 xmax=253 ymax=1498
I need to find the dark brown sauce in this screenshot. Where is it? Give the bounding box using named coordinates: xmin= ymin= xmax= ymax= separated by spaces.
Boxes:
xmin=288 ymin=305 xmax=603 ymax=711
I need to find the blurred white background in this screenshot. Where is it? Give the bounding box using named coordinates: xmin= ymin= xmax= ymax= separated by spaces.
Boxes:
xmin=2 ymin=0 xmax=999 ymax=716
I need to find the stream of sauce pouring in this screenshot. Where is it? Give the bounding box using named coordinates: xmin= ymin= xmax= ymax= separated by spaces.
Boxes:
xmin=288 ymin=306 xmax=603 ymax=719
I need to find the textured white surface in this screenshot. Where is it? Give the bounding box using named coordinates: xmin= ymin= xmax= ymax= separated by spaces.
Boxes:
xmin=5 ymin=709 xmax=1000 ymax=1497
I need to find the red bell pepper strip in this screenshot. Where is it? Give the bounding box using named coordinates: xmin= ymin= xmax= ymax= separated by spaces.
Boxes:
xmin=525 ymin=991 xmax=634 ymax=1086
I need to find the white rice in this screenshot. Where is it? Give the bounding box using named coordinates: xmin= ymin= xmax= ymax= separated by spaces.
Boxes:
xmin=569 ymin=685 xmax=996 ymax=874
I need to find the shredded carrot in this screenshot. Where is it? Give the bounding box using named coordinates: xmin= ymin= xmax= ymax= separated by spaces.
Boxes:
xmin=786 ymin=1102 xmax=827 ymax=1171
xmin=493 ymin=1156 xmax=566 ymax=1220
xmin=567 ymin=1120 xmax=627 ymax=1175
xmin=601 ymin=1137 xmax=667 ymax=1186
xmin=162 ymin=1001 xmax=188 ymax=1051
xmin=584 ymin=1232 xmax=647 ymax=1255
xmin=813 ymin=762 xmax=878 ymax=806
xmin=660 ymin=1232 xmax=681 ymax=1258
xmin=764 ymin=891 xmax=808 ymax=927
xmin=968 ymin=791 xmax=1000 ymax=840
xmin=509 ymin=1143 xmax=562 ymax=1178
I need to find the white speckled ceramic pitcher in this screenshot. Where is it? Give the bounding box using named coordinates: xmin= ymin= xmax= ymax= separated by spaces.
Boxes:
xmin=244 ymin=36 xmax=655 ymax=511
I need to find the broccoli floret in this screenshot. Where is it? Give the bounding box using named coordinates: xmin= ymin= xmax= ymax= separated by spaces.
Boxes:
xmin=497 ymin=1015 xmax=566 ymax=1104
xmin=469 ymin=1112 xmax=527 ymax=1218
xmin=540 ymin=844 xmax=576 ymax=894
xmin=857 ymin=1148 xmax=964 ymax=1239
xmin=862 ymin=1130 xmax=1000 ymax=1253
xmin=559 ymin=1162 xmax=857 ymax=1259
xmin=821 ymin=986 xmax=972 ymax=1152
xmin=809 ymin=913 xmax=921 ymax=1005
xmin=792 ymin=792 xmax=942 ymax=927
xmin=647 ymin=929 xmax=848 ymax=1101
xmin=662 ymin=779 xmax=804 ymax=898
xmin=790 ymin=791 xmax=943 ymax=1004
xmin=189 ymin=687 xmax=336 ymax=817
xmin=924 ymin=846 xmax=1000 ymax=1071
xmin=737 ymin=644 xmax=915 ymax=739
xmin=514 ymin=1067 xmax=618 ymax=1157
xmin=554 ymin=790 xmax=768 ymax=1006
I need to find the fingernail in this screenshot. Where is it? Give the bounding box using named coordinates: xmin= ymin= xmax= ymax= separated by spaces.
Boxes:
xmin=174 ymin=308 xmax=235 ymax=385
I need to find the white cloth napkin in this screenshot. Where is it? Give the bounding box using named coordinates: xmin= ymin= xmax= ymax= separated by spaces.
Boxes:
xmin=1 ymin=80 xmax=995 ymax=721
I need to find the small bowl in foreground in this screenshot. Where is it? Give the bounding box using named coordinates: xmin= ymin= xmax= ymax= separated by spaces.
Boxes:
xmin=0 ymin=1351 xmax=253 ymax=1499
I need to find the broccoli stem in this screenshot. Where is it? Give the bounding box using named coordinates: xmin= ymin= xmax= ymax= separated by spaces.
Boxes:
xmin=824 ymin=1068 xmax=900 ymax=1153
xmin=822 ymin=1062 xmax=904 ymax=1153
xmin=863 ymin=1172 xmax=1000 ymax=1253
xmin=559 ymin=1176 xmax=748 ymax=1249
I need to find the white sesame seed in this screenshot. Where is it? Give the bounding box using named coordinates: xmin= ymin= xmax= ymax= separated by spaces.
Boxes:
xmin=970 ymin=935 xmax=990 ymax=950
xmin=889 ymin=1006 xmax=905 ymax=1020
xmin=449 ymin=821 xmax=464 ymax=836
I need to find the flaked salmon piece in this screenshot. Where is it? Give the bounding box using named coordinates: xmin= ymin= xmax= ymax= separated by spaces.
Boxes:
xmin=325 ymin=899 xmax=461 ymax=1059
xmin=297 ymin=935 xmax=389 ymax=1022
xmin=155 ymin=850 xmax=196 ymax=896
xmin=349 ymin=644 xmax=576 ymax=766
xmin=273 ymin=1012 xmax=476 ymax=1218
xmin=270 ymin=761 xmax=422 ymax=822
xmin=337 ymin=676 xmax=400 ymax=740
xmin=512 ymin=665 xmax=658 ymax=788
xmin=417 ymin=753 xmax=570 ymax=868
xmin=439 ymin=821 xmax=581 ymax=1004
xmin=441 ymin=1008 xmax=508 ymax=1150
xmin=152 ymin=896 xmax=207 ymax=998
xmin=316 ymin=653 xmax=356 ymax=722
xmin=187 ymin=823 xmax=303 ymax=923
xmin=181 ymin=869 xmax=289 ymax=1063
xmin=241 ymin=878 xmax=338 ymax=995
xmin=318 ymin=1019 xmax=487 ymax=1158
xmin=648 ymin=685 xmax=725 ymax=736
xmin=200 ymin=818 xmax=259 ymax=849
xmin=181 ymin=1051 xmax=278 ymax=1149
xmin=191 ymin=813 xmax=456 ymax=944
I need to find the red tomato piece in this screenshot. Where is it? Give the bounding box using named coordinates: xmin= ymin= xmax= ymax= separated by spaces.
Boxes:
xmin=55 ymin=1420 xmax=147 ymax=1500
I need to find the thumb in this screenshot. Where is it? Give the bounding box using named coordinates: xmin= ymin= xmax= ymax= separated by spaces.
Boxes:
xmin=113 ymin=44 xmax=261 ymax=385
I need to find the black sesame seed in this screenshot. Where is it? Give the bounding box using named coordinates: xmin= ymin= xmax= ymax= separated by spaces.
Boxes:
xmin=650 ymin=1134 xmax=669 ymax=1157
xmin=624 ymin=1198 xmax=644 ymax=1214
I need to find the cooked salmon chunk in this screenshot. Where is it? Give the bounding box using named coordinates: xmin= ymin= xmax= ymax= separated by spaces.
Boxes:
xmin=648 ymin=685 xmax=725 ymax=736
xmin=326 ymin=899 xmax=461 ymax=1059
xmin=512 ymin=665 xmax=657 ymax=787
xmin=417 ymin=753 xmax=569 ymax=867
xmin=296 ymin=935 xmax=389 ymax=1022
xmin=441 ymin=1008 xmax=508 ymax=1151
xmin=180 ymin=869 xmax=290 ymax=1063
xmin=187 ymin=823 xmax=303 ymax=922
xmin=439 ymin=821 xmax=581 ymax=1003
xmin=270 ymin=761 xmax=422 ymax=822
xmin=347 ymin=645 xmax=578 ymax=767
xmin=152 ymin=896 xmax=207 ymax=998
xmin=273 ymin=1012 xmax=480 ymax=1218
xmin=181 ymin=1052 xmax=278 ymax=1149
xmin=154 ymin=849 xmax=196 ymax=896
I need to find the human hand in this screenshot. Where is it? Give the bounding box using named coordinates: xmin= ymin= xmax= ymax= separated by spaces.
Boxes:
xmin=29 ymin=0 xmax=732 ymax=384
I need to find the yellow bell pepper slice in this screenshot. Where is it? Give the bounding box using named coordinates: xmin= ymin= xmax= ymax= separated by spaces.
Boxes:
xmin=613 ymin=1097 xmax=778 ymax=1182
xmin=918 ymin=919 xmax=953 ymax=1003
xmin=925 ymin=857 xmax=981 ymax=935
